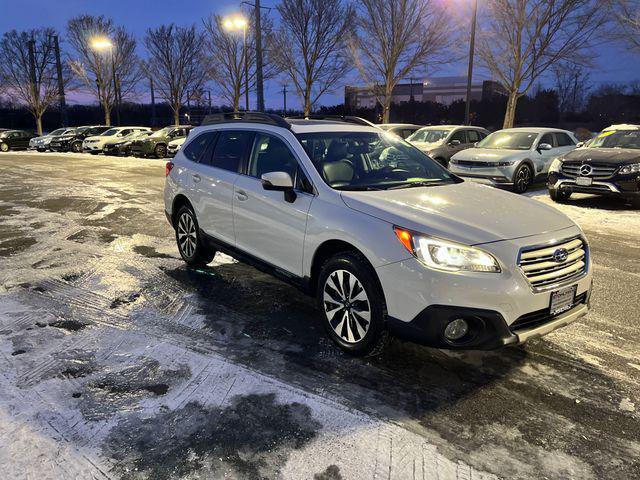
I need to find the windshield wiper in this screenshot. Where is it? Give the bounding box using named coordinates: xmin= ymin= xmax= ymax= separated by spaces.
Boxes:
xmin=387 ymin=181 xmax=448 ymax=190
xmin=335 ymin=185 xmax=384 ymax=191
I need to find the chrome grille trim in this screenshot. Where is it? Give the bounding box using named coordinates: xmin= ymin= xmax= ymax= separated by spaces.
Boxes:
xmin=561 ymin=163 xmax=617 ymax=179
xmin=518 ymin=237 xmax=588 ymax=291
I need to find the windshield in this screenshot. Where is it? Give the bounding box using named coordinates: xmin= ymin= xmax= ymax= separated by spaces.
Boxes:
xmin=407 ymin=128 xmax=453 ymax=143
xmin=101 ymin=128 xmax=119 ymax=136
xmin=49 ymin=128 xmax=66 ymax=136
xmin=477 ymin=131 xmax=538 ymax=150
xmin=297 ymin=131 xmax=458 ymax=190
xmin=150 ymin=127 xmax=171 ymax=138
xmin=588 ymin=130 xmax=640 ymax=149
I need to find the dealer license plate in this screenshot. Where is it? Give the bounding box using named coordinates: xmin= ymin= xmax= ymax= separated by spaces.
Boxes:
xmin=550 ymin=285 xmax=577 ymax=316
xmin=576 ymin=176 xmax=592 ymax=186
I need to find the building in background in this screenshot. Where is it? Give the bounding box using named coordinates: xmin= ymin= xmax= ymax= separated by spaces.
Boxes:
xmin=345 ymin=76 xmax=506 ymax=110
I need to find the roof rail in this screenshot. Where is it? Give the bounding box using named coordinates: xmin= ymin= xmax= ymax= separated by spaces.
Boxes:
xmin=285 ymin=115 xmax=376 ymax=127
xmin=201 ymin=111 xmax=290 ymax=129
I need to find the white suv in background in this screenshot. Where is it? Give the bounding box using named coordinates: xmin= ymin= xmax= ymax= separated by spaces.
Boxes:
xmin=83 ymin=126 xmax=151 ymax=154
xmin=164 ymin=113 xmax=592 ymax=355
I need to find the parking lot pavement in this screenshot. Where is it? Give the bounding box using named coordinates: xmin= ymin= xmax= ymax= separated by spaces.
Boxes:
xmin=0 ymin=153 xmax=638 ymax=480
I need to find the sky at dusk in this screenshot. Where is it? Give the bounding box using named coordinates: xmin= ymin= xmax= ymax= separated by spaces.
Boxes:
xmin=2 ymin=0 xmax=640 ymax=110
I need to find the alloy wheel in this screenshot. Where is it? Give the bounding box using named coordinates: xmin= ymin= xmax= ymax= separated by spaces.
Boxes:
xmin=323 ymin=269 xmax=371 ymax=344
xmin=0 ymin=143 xmax=8 ymax=152
xmin=515 ymin=165 xmax=532 ymax=193
xmin=177 ymin=212 xmax=197 ymax=259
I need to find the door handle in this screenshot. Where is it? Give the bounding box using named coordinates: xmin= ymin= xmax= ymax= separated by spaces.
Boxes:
xmin=192 ymin=174 xmax=201 ymax=183
xmin=236 ymin=190 xmax=248 ymax=201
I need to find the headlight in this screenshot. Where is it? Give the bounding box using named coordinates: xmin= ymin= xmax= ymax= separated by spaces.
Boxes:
xmin=549 ymin=158 xmax=562 ymax=173
xmin=489 ymin=160 xmax=516 ymax=167
xmin=394 ymin=227 xmax=501 ymax=273
xmin=620 ymin=163 xmax=640 ymax=175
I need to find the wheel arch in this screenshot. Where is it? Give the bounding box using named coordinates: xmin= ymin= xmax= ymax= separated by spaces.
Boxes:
xmin=171 ymin=194 xmax=193 ymax=227
xmin=309 ymin=240 xmax=386 ymax=304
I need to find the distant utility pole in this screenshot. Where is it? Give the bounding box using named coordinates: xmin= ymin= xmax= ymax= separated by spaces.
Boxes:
xmin=254 ymin=0 xmax=265 ymax=112
xmin=207 ymin=90 xmax=212 ymax=114
xmin=52 ymin=35 xmax=67 ymax=127
xmin=282 ymin=84 xmax=287 ymax=115
xmin=464 ymin=0 xmax=478 ymax=125
xmin=150 ymin=77 xmax=156 ymax=127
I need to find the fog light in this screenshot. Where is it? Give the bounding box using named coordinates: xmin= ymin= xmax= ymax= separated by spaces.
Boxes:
xmin=444 ymin=318 xmax=469 ymax=341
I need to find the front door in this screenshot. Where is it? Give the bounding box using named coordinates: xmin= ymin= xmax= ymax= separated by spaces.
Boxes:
xmin=233 ymin=132 xmax=314 ymax=276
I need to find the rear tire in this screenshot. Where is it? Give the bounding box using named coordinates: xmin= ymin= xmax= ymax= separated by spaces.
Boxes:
xmin=174 ymin=205 xmax=216 ymax=267
xmin=317 ymin=252 xmax=389 ymax=356
xmin=512 ymin=163 xmax=533 ymax=194
xmin=550 ymin=189 xmax=572 ymax=202
xmin=71 ymin=141 xmax=82 ymax=153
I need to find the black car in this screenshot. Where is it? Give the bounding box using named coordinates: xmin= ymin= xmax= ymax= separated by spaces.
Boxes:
xmin=49 ymin=125 xmax=110 ymax=152
xmin=103 ymin=131 xmax=152 ymax=156
xmin=0 ymin=130 xmax=38 ymax=151
xmin=548 ymin=126 xmax=640 ymax=208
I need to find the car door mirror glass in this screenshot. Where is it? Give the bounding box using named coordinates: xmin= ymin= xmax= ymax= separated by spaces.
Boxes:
xmin=261 ymin=171 xmax=296 ymax=203
xmin=449 ymin=139 xmax=461 ymax=147
xmin=538 ymin=143 xmax=552 ymax=151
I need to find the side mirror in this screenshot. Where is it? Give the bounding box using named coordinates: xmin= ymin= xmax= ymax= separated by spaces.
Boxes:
xmin=261 ymin=171 xmax=296 ymax=203
xmin=474 ymin=142 xmax=479 ymax=147
xmin=576 ymin=142 xmax=584 ymax=148
xmin=449 ymin=139 xmax=461 ymax=147
xmin=538 ymin=143 xmax=552 ymax=152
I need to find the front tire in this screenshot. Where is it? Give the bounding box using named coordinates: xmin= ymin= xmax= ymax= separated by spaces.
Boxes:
xmin=174 ymin=205 xmax=216 ymax=267
xmin=550 ymin=189 xmax=571 ymax=202
xmin=317 ymin=252 xmax=389 ymax=356
xmin=155 ymin=144 xmax=167 ymax=158
xmin=0 ymin=143 xmax=9 ymax=152
xmin=513 ymin=163 xmax=533 ymax=194
xmin=71 ymin=141 xmax=82 ymax=153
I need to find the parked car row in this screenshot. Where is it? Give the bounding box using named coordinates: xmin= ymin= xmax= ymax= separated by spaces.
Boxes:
xmin=0 ymin=125 xmax=193 ymax=159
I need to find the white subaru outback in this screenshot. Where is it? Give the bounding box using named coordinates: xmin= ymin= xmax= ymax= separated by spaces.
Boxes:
xmin=164 ymin=113 xmax=592 ymax=356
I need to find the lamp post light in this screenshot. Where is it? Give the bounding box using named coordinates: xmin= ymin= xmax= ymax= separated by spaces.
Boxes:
xmin=90 ymin=37 xmax=120 ymax=126
xmin=223 ymin=16 xmax=249 ymax=112
xmin=465 ymin=0 xmax=478 ymax=126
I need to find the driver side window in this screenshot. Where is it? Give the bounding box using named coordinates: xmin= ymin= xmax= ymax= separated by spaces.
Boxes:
xmin=539 ymin=133 xmax=555 ymax=148
xmin=449 ymin=130 xmax=466 ymax=144
xmin=248 ymin=134 xmax=298 ymax=181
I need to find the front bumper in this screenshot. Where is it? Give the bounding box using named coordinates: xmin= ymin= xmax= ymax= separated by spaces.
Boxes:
xmin=549 ymin=172 xmax=640 ymax=199
xmin=130 ymin=142 xmax=154 ymax=156
xmin=50 ymin=141 xmax=71 ymax=151
xmin=376 ymin=227 xmax=593 ymax=350
xmin=449 ymin=163 xmax=517 ymax=186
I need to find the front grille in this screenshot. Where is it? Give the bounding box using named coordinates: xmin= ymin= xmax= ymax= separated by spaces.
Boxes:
xmin=510 ymin=292 xmax=588 ymax=332
xmin=518 ymin=237 xmax=587 ymax=290
xmin=562 ymin=162 xmax=617 ymax=179
xmin=453 ymin=160 xmax=494 ymax=167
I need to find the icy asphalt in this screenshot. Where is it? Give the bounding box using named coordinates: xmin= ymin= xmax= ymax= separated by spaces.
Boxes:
xmin=0 ymin=152 xmax=638 ymax=480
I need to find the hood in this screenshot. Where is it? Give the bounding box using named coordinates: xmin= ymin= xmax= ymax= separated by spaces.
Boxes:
xmin=451 ymin=148 xmax=527 ymax=162
xmin=411 ymin=141 xmax=442 ymax=151
xmin=340 ymin=181 xmax=575 ymax=245
xmin=562 ymin=147 xmax=640 ymax=165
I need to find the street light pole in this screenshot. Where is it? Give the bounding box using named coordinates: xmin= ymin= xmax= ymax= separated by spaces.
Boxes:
xmin=465 ymin=0 xmax=478 ymax=126
xmin=243 ymin=25 xmax=249 ymax=111
xmin=111 ymin=49 xmax=120 ymax=126
xmin=254 ymin=0 xmax=265 ymax=112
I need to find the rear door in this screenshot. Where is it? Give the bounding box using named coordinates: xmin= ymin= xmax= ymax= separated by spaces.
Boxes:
xmin=233 ymin=132 xmax=314 ymax=276
xmin=189 ymin=130 xmax=254 ymax=245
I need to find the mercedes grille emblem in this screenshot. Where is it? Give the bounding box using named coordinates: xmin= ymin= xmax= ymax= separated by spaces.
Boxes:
xmin=579 ymin=164 xmax=593 ymax=176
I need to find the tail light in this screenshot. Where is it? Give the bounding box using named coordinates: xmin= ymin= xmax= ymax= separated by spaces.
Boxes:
xmin=165 ymin=161 xmax=174 ymax=177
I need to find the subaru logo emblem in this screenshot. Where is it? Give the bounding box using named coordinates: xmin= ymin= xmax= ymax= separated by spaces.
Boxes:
xmin=579 ymin=164 xmax=593 ymax=176
xmin=553 ymin=248 xmax=569 ymax=263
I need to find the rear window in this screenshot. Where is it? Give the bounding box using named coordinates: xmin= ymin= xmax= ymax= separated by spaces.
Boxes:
xmin=183 ymin=132 xmax=217 ymax=163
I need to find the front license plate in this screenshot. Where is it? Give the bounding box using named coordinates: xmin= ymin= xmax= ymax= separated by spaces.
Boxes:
xmin=550 ymin=285 xmax=577 ymax=316
xmin=576 ymin=176 xmax=592 ymax=186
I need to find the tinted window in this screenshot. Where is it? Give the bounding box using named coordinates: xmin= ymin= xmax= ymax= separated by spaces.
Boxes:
xmin=555 ymin=132 xmax=575 ymax=147
xmin=539 ymin=133 xmax=555 ymax=147
xmin=248 ymin=134 xmax=298 ymax=179
xmin=450 ymin=130 xmax=466 ymax=144
xmin=209 ymin=131 xmax=253 ymax=172
xmin=183 ymin=132 xmax=216 ymax=163
xmin=467 ymin=130 xmax=482 ymax=143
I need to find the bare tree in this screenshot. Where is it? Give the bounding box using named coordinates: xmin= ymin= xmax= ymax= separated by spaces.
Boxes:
xmin=67 ymin=15 xmax=140 ymax=126
xmin=144 ymin=24 xmax=205 ymax=126
xmin=607 ymin=0 xmax=640 ymax=50
xmin=553 ymin=63 xmax=590 ymax=116
xmin=349 ymin=0 xmax=451 ymax=123
xmin=271 ymin=0 xmax=353 ymax=116
xmin=202 ymin=14 xmax=278 ymax=112
xmin=0 ymin=29 xmax=71 ymax=134
xmin=478 ymin=0 xmax=605 ymax=128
